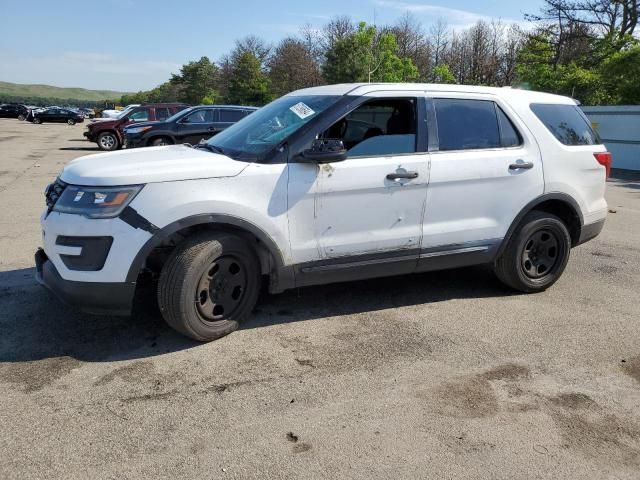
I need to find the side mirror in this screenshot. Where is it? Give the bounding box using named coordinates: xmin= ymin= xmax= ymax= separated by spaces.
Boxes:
xmin=300 ymin=139 xmax=347 ymax=163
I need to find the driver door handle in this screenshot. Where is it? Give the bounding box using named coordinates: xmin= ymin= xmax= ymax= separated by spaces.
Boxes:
xmin=386 ymin=171 xmax=419 ymax=180
xmin=509 ymin=161 xmax=534 ymax=170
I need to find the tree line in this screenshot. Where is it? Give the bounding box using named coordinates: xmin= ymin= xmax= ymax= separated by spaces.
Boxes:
xmin=121 ymin=0 xmax=639 ymax=107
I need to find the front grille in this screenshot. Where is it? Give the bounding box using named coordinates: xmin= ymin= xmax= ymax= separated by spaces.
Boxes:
xmin=45 ymin=178 xmax=67 ymax=210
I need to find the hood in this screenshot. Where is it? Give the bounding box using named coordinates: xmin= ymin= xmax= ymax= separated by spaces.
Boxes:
xmin=60 ymin=145 xmax=250 ymax=186
xmin=88 ymin=118 xmax=118 ymax=128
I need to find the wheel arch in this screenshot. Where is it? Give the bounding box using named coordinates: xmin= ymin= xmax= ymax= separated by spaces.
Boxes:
xmin=147 ymin=133 xmax=175 ymax=146
xmin=126 ymin=214 xmax=294 ymax=292
xmin=497 ymin=193 xmax=584 ymax=258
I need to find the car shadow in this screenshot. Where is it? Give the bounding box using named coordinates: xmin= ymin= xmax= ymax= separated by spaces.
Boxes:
xmin=0 ymin=264 xmax=514 ymax=364
xmin=59 ymin=147 xmax=100 ymax=151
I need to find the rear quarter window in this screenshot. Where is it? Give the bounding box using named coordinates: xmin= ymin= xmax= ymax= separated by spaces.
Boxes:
xmin=530 ymin=103 xmax=601 ymax=145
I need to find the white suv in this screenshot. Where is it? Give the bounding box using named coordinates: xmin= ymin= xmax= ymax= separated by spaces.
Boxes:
xmin=36 ymin=83 xmax=610 ymax=341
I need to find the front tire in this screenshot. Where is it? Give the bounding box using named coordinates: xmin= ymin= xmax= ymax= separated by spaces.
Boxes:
xmin=97 ymin=131 xmax=119 ymax=151
xmin=33 ymin=117 xmax=42 ymax=124
xmin=494 ymin=211 xmax=571 ymax=293
xmin=67 ymin=119 xmax=75 ymax=125
xmin=17 ymin=114 xmax=25 ymax=121
xmin=151 ymin=137 xmax=172 ymax=147
xmin=157 ymin=232 xmax=261 ymax=342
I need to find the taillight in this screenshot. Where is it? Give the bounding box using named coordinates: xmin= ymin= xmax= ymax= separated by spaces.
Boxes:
xmin=594 ymin=152 xmax=612 ymax=179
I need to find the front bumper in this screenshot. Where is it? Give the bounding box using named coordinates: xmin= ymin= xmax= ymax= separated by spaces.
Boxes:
xmin=35 ymin=249 xmax=135 ymax=315
xmin=123 ymin=133 xmax=145 ymax=148
xmin=83 ymin=130 xmax=97 ymax=142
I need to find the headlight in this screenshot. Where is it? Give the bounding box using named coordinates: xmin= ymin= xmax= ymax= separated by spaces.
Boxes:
xmin=126 ymin=126 xmax=153 ymax=134
xmin=53 ymin=185 xmax=143 ymax=218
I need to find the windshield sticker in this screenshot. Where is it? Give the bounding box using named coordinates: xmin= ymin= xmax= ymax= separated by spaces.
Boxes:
xmin=289 ymin=102 xmax=315 ymax=119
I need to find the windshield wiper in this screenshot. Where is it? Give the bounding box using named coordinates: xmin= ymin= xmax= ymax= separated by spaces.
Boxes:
xmin=194 ymin=143 xmax=225 ymax=155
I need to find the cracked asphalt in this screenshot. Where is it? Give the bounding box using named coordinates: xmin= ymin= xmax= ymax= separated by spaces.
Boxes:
xmin=0 ymin=119 xmax=639 ymax=479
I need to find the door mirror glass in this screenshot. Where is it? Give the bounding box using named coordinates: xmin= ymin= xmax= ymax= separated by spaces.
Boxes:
xmin=300 ymin=139 xmax=347 ymax=163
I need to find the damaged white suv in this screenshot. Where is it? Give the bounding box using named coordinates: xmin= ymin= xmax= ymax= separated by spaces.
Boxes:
xmin=37 ymin=83 xmax=610 ymax=341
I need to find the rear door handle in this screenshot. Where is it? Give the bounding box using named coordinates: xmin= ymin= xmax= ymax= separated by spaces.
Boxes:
xmin=509 ymin=161 xmax=534 ymax=170
xmin=386 ymin=171 xmax=419 ymax=180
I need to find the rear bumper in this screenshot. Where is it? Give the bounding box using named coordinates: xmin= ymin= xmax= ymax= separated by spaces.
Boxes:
xmin=577 ymin=218 xmax=605 ymax=246
xmin=35 ymin=248 xmax=135 ymax=316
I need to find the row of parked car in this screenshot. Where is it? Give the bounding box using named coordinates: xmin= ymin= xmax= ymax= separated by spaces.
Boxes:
xmin=83 ymin=103 xmax=258 ymax=151
xmin=1 ymin=102 xmax=258 ymax=150
xmin=0 ymin=103 xmax=92 ymax=124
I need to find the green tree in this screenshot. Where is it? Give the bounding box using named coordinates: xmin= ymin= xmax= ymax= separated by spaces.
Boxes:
xmin=432 ymin=64 xmax=455 ymax=83
xmin=323 ymin=22 xmax=418 ymax=83
xmin=227 ymin=52 xmax=271 ymax=106
xmin=602 ymin=44 xmax=640 ymax=104
xmin=174 ymin=56 xmax=218 ymax=105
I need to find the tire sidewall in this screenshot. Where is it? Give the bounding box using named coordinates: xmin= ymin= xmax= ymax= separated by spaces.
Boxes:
xmin=152 ymin=137 xmax=171 ymax=147
xmin=511 ymin=215 xmax=571 ymax=290
xmin=163 ymin=234 xmax=261 ymax=341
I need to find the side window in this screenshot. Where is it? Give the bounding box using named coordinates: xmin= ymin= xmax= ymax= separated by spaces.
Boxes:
xmin=155 ymin=107 xmax=170 ymax=121
xmin=530 ymin=103 xmax=601 ymax=145
xmin=434 ymin=99 xmax=500 ymax=151
xmin=321 ymin=98 xmax=417 ymax=157
xmin=219 ymin=109 xmax=245 ymax=122
xmin=184 ymin=110 xmax=208 ymax=123
xmin=496 ymin=107 xmax=522 ymax=147
xmin=128 ymin=110 xmax=149 ymax=122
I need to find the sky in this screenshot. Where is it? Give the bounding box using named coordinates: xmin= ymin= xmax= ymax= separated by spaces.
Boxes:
xmin=0 ymin=0 xmax=544 ymax=92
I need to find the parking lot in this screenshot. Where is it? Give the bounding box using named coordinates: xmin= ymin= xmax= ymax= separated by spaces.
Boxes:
xmin=0 ymin=118 xmax=639 ymax=479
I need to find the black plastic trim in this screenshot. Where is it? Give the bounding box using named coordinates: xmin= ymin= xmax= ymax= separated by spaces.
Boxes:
xmin=56 ymin=235 xmax=114 ymax=271
xmin=496 ymin=192 xmax=584 ymax=258
xmin=577 ymin=219 xmax=605 ymax=246
xmin=35 ymin=249 xmax=135 ymax=316
xmin=125 ymin=214 xmax=293 ymax=291
xmin=119 ymin=206 xmax=159 ymax=234
xmin=293 ymin=239 xmax=502 ymax=288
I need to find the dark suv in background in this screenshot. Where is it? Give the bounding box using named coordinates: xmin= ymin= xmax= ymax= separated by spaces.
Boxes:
xmin=0 ymin=104 xmax=29 ymax=120
xmin=84 ymin=103 xmax=188 ymax=151
xmin=123 ymin=105 xmax=258 ymax=148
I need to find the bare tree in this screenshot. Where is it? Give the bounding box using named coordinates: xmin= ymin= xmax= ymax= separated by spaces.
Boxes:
xmin=526 ymin=0 xmax=639 ymax=48
xmin=322 ymin=15 xmax=356 ymax=50
xmin=391 ymin=12 xmax=433 ymax=80
xmin=430 ymin=18 xmax=450 ymax=69
xmin=500 ymin=25 xmax=525 ymax=85
xmin=232 ymin=35 xmax=272 ymax=67
xmin=267 ymin=38 xmax=324 ymax=96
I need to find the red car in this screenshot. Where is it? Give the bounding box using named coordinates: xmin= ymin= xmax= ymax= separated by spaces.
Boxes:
xmin=84 ymin=103 xmax=188 ymax=151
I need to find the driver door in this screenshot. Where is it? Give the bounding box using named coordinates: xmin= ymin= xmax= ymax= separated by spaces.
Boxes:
xmin=287 ymin=94 xmax=430 ymax=285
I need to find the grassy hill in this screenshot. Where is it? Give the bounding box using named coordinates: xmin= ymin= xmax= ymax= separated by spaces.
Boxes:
xmin=0 ymin=81 xmax=130 ymax=103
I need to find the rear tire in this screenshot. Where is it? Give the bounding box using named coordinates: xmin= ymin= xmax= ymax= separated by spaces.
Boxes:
xmin=157 ymin=232 xmax=261 ymax=342
xmin=67 ymin=119 xmax=75 ymax=125
xmin=33 ymin=117 xmax=42 ymax=124
xmin=97 ymin=131 xmax=119 ymax=151
xmin=17 ymin=114 xmax=25 ymax=121
xmin=494 ymin=211 xmax=571 ymax=293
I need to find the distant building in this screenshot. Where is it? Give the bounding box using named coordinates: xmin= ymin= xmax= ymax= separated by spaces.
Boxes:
xmin=582 ymin=106 xmax=640 ymax=171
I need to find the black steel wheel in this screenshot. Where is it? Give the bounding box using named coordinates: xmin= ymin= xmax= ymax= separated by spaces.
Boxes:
xmin=521 ymin=229 xmax=560 ymax=279
xmin=195 ymin=255 xmax=250 ymax=323
xmin=494 ymin=211 xmax=571 ymax=293
xmin=158 ymin=232 xmax=261 ymax=342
